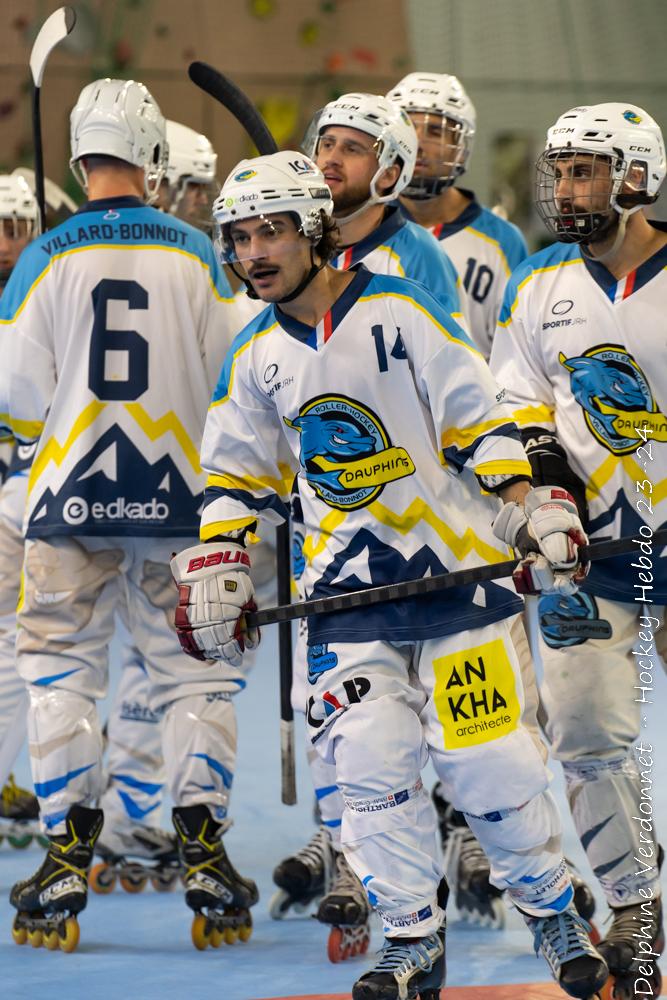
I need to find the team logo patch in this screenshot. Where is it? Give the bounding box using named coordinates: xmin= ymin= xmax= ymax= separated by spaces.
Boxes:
xmin=306 ymin=643 xmax=338 ymax=684
xmin=560 ymin=345 xmax=667 ymax=454
xmin=539 ymin=592 xmax=611 ymax=648
xmin=623 ymin=110 xmax=642 ymax=124
xmin=432 ymin=638 xmax=520 ymax=749
xmin=284 ymin=394 xmax=415 ymax=510
xmin=233 ymin=169 xmax=257 ymax=182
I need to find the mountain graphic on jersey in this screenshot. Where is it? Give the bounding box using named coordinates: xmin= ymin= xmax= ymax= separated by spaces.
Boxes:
xmin=559 ymin=345 xmax=667 ymax=454
xmin=27 ymin=426 xmax=203 ymax=537
xmin=284 ymin=394 xmax=415 ymax=510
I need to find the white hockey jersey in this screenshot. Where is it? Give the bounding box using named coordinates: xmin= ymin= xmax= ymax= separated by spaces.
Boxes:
xmin=403 ymin=191 xmax=528 ymax=359
xmin=200 ymin=265 xmax=530 ymax=644
xmin=490 ymin=232 xmax=667 ymax=603
xmin=0 ymin=196 xmax=239 ymax=538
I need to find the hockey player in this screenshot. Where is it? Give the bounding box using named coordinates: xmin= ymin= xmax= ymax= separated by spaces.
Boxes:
xmin=156 ymin=119 xmax=218 ymax=232
xmin=171 ymin=151 xmax=608 ymax=1000
xmin=387 ymin=72 xmax=527 ymax=359
xmin=0 ymin=175 xmax=42 ymax=846
xmin=269 ymin=91 xmax=467 ymax=953
xmin=490 ymin=103 xmax=666 ymax=999
xmin=0 ymin=78 xmax=254 ymax=953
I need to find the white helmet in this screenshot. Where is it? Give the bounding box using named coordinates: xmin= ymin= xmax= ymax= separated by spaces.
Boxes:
xmin=0 ymin=174 xmax=38 ymax=229
xmin=303 ymin=93 xmax=418 ymax=203
xmin=12 ymin=167 xmax=77 ymax=226
xmin=70 ymin=78 xmax=168 ymax=202
xmin=163 ymin=120 xmax=217 ymax=229
xmin=387 ymin=72 xmax=476 ymax=195
xmin=536 ymin=103 xmax=666 ymax=243
xmin=213 ymin=151 xmax=334 ymax=263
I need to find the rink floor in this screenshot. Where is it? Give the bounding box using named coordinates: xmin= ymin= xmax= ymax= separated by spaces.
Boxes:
xmin=1 ymin=625 xmax=665 ymax=1000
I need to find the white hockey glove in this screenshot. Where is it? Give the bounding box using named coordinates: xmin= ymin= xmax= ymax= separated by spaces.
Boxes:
xmin=493 ymin=486 xmax=589 ymax=596
xmin=171 ymin=542 xmax=260 ymax=666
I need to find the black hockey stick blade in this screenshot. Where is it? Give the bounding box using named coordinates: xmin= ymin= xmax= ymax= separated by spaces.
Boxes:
xmin=188 ymin=62 xmax=277 ymax=156
xmin=247 ymin=527 xmax=667 ymax=628
xmin=30 ymin=6 xmax=76 ymax=233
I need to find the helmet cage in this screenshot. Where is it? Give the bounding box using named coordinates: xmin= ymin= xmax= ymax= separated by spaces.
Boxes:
xmin=403 ymin=111 xmax=472 ymax=198
xmin=534 ymin=146 xmax=648 ymax=243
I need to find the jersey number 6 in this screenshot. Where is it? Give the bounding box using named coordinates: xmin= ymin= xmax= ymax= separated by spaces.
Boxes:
xmin=88 ymin=278 xmax=149 ymax=401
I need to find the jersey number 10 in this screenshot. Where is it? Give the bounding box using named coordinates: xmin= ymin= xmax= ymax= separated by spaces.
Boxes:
xmin=88 ymin=278 xmax=149 ymax=401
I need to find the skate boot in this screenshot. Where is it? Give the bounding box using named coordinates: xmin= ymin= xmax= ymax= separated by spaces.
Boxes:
xmin=270 ymin=824 xmax=333 ymax=919
xmin=597 ymin=895 xmax=663 ymax=1000
xmin=90 ymin=823 xmax=182 ymax=894
xmin=317 ymin=848 xmax=372 ymax=963
xmin=10 ymin=804 xmax=103 ymax=953
xmin=0 ymin=775 xmax=47 ymax=849
xmin=439 ymin=798 xmax=504 ymax=930
xmin=352 ymin=925 xmax=446 ymax=1000
xmin=521 ymin=904 xmax=609 ymax=998
xmin=565 ymin=859 xmax=600 ymax=944
xmin=172 ymin=803 xmax=258 ymax=951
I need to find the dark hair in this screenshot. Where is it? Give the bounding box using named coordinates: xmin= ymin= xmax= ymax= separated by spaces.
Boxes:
xmin=314 ymin=212 xmax=340 ymax=263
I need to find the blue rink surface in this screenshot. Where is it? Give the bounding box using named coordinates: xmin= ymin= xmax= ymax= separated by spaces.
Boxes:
xmin=1 ymin=625 xmax=665 ymax=1000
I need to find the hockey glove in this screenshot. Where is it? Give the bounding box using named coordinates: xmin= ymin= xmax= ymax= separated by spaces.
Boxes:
xmin=171 ymin=542 xmax=260 ymax=666
xmin=493 ymin=486 xmax=589 ymax=596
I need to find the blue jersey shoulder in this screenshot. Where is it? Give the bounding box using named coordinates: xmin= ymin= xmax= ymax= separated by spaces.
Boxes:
xmin=498 ymin=241 xmax=581 ymax=324
xmin=388 ymin=220 xmax=460 ymax=309
xmin=469 ymin=207 xmax=528 ymax=270
xmin=211 ymin=304 xmax=276 ymax=404
xmin=361 ymin=271 xmax=476 ymax=350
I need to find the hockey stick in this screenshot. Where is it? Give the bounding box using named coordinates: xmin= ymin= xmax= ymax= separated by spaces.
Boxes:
xmin=188 ymin=61 xmax=297 ymax=805
xmin=29 ymin=6 xmax=76 ymax=233
xmin=247 ymin=527 xmax=667 ymax=628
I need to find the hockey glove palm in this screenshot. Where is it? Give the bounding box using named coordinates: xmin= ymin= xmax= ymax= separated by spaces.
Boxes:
xmin=171 ymin=542 xmax=260 ymax=666
xmin=493 ymin=486 xmax=589 ymax=596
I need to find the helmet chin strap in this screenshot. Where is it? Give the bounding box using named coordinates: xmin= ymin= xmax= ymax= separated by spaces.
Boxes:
xmin=334 ymin=195 xmax=377 ymax=227
xmin=234 ymin=246 xmax=326 ymax=304
xmin=581 ymin=208 xmax=629 ymax=264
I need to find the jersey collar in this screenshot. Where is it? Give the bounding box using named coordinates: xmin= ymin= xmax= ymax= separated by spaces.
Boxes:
xmin=75 ymin=195 xmax=146 ymax=215
xmin=400 ymin=187 xmax=482 ymax=239
xmin=335 ymin=206 xmax=405 ymax=270
xmin=581 ymin=220 xmax=667 ymax=303
xmin=273 ymin=264 xmax=375 ymax=349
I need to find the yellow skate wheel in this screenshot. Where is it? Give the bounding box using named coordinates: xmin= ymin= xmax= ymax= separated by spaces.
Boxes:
xmin=28 ymin=929 xmax=43 ymax=948
xmin=209 ymin=927 xmax=224 ymax=948
xmin=238 ymin=920 xmax=252 ymax=943
xmin=44 ymin=930 xmax=60 ymax=951
xmin=12 ymin=924 xmax=27 ymax=946
xmin=191 ymin=913 xmax=210 ymax=951
xmin=223 ymin=925 xmax=238 ymax=945
xmin=90 ymin=862 xmax=117 ymax=895
xmin=59 ymin=918 xmax=80 ymax=953
xmin=119 ymin=872 xmax=148 ymax=894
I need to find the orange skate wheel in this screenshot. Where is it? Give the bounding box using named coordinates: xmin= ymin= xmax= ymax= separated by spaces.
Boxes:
xmin=90 ymin=862 xmax=117 ymax=894
xmin=191 ymin=913 xmax=210 ymax=951
xmin=327 ymin=926 xmax=344 ymax=964
xmin=598 ymin=979 xmax=615 ymax=1000
xmin=119 ymin=872 xmax=148 ymax=894
xmin=150 ymin=870 xmax=178 ymax=893
xmin=59 ymin=917 xmax=80 ymax=953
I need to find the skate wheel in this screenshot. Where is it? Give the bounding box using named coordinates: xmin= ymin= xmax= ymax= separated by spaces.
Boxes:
xmin=191 ymin=913 xmax=210 ymax=951
xmin=120 ymin=872 xmax=148 ymax=894
xmin=60 ymin=918 xmax=80 ymax=953
xmin=150 ymin=870 xmax=178 ymax=893
xmin=588 ymin=920 xmax=601 ymax=946
xmin=238 ymin=919 xmax=252 ymax=944
xmin=28 ymin=928 xmax=43 ymax=948
xmin=223 ymin=925 xmax=238 ymax=945
xmin=36 ymin=834 xmax=50 ymax=849
xmin=44 ymin=930 xmax=60 ymax=951
xmin=327 ymin=926 xmax=345 ymax=964
xmin=209 ymin=927 xmax=224 ymax=948
xmin=12 ymin=924 xmax=27 ymax=946
xmin=90 ymin=862 xmax=117 ymax=895
xmin=8 ymin=833 xmax=32 ymax=850
xmin=597 ymin=978 xmax=614 ymax=1000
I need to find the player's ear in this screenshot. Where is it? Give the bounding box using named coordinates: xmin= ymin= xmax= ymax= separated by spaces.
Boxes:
xmin=376 ymin=162 xmax=401 ymax=197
